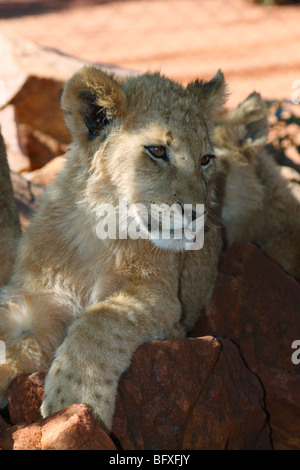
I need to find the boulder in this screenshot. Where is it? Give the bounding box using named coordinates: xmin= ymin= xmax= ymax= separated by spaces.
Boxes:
xmin=17 ymin=123 xmax=68 ymax=170
xmin=10 ymin=75 xmax=69 ymax=147
xmin=0 ymin=33 xmax=138 ymax=172
xmin=0 ymin=404 xmax=117 ymax=450
xmin=112 ymin=336 xmax=271 ymax=450
xmin=7 ymin=370 xmax=47 ymax=425
xmin=192 ymin=242 xmax=300 ymax=450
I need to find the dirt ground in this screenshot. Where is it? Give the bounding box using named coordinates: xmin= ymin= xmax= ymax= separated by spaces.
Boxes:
xmin=0 ymin=0 xmax=300 ymax=107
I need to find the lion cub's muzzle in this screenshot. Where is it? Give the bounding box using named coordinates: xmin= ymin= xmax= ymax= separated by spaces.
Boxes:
xmin=134 ymin=201 xmax=205 ymax=251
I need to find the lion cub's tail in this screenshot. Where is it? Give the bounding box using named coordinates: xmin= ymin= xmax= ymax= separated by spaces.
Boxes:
xmin=0 ymin=130 xmax=21 ymax=287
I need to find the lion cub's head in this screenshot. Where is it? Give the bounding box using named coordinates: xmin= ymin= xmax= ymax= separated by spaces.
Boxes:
xmin=61 ymin=66 xmax=227 ymax=251
xmin=213 ymin=92 xmax=269 ymax=239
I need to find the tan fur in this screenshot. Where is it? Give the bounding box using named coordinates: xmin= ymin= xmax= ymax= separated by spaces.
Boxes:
xmin=0 ymin=67 xmax=226 ymax=430
xmin=214 ymin=92 xmax=300 ymax=281
xmin=0 ymin=130 xmax=21 ymax=287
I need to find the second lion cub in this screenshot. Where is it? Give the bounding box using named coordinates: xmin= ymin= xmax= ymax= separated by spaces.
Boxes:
xmin=0 ymin=66 xmax=226 ymax=430
xmin=214 ymin=92 xmax=300 ymax=281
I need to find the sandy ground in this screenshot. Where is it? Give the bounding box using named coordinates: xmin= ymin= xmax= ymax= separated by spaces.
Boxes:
xmin=0 ymin=0 xmax=299 ymax=107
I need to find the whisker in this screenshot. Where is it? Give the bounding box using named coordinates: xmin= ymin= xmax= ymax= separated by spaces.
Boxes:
xmin=206 ymin=210 xmax=227 ymax=230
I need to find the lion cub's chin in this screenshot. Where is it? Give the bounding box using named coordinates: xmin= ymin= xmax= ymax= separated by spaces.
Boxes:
xmin=149 ymin=236 xmax=195 ymax=252
xmin=147 ymin=227 xmax=203 ymax=252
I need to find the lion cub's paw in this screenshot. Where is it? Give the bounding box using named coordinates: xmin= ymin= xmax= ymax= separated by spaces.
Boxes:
xmin=40 ymin=350 xmax=116 ymax=431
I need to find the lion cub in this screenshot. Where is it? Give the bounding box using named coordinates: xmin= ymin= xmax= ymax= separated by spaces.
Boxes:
xmin=0 ymin=66 xmax=226 ymax=430
xmin=214 ymin=92 xmax=300 ymax=281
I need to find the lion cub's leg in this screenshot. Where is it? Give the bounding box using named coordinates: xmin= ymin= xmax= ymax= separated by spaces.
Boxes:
xmin=41 ymin=286 xmax=183 ymax=431
xmin=0 ymin=290 xmax=78 ymax=406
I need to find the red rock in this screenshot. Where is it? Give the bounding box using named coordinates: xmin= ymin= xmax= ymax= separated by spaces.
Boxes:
xmin=24 ymin=155 xmax=66 ymax=186
xmin=1 ymin=422 xmax=42 ymax=450
xmin=0 ymin=33 xmax=135 ymax=104
xmin=0 ymin=33 xmax=138 ymax=169
xmin=112 ymin=336 xmax=271 ymax=450
xmin=7 ymin=370 xmax=47 ymax=425
xmin=6 ymin=336 xmax=270 ymax=450
xmin=192 ymin=242 xmax=300 ymax=450
xmin=10 ymin=75 xmax=70 ymax=146
xmin=18 ymin=123 xmax=67 ymax=171
xmin=1 ymin=404 xmax=117 ymax=450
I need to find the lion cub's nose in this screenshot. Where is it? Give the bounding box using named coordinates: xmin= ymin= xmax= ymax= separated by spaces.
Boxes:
xmin=191 ymin=210 xmax=197 ymax=221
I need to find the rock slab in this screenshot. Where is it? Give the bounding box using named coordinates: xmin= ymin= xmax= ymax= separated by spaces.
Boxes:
xmin=112 ymin=336 xmax=271 ymax=450
xmin=192 ymin=242 xmax=300 ymax=450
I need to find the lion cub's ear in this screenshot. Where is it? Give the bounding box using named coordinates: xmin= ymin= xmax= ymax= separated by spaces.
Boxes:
xmin=186 ymin=70 xmax=228 ymax=119
xmin=214 ymin=92 xmax=269 ymax=163
xmin=61 ymin=66 xmax=126 ymax=143
xmin=234 ymin=92 xmax=269 ymax=144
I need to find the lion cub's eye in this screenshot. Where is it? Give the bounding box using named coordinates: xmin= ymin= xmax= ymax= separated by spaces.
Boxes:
xmin=145 ymin=146 xmax=168 ymax=161
xmin=201 ymin=154 xmax=215 ymax=166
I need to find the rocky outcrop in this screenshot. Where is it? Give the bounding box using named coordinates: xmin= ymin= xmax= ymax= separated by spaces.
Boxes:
xmin=192 ymin=242 xmax=300 ymax=450
xmin=2 ymin=336 xmax=271 ymax=450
